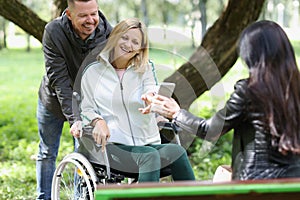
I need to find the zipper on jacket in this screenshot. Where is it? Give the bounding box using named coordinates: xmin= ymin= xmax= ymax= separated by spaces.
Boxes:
xmin=119 ymin=78 xmax=136 ymax=146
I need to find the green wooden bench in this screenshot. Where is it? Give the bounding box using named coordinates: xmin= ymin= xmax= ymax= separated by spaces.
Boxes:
xmin=95 ymin=178 xmax=300 ymax=200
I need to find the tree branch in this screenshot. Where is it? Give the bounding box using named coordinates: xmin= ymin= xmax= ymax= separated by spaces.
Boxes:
xmin=165 ymin=0 xmax=266 ymax=109
xmin=0 ymin=0 xmax=46 ymax=42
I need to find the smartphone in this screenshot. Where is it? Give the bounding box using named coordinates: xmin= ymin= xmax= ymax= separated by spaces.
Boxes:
xmin=158 ymin=82 xmax=175 ymax=98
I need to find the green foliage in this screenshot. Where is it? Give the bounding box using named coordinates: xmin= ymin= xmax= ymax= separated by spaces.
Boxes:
xmin=0 ymin=48 xmax=73 ymax=199
xmin=99 ymin=0 xmax=229 ymax=28
xmin=188 ymin=131 xmax=233 ymax=180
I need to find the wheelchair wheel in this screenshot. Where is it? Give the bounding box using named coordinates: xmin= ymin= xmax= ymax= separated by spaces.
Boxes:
xmin=51 ymin=152 xmax=98 ymax=200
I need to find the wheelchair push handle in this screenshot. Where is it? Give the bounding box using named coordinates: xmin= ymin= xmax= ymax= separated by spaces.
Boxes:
xmin=81 ymin=125 xmax=104 ymax=148
xmin=80 ymin=124 xmax=111 ymax=179
xmin=82 ymin=125 xmax=93 ymax=135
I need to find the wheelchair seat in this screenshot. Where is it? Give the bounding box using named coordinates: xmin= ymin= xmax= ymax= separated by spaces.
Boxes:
xmin=91 ymin=161 xmax=172 ymax=184
xmin=52 ymin=122 xmax=181 ymax=200
xmin=76 ymin=124 xmax=176 ymax=182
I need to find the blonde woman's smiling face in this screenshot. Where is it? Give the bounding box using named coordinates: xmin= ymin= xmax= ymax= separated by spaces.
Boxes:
xmin=113 ymin=28 xmax=142 ymax=68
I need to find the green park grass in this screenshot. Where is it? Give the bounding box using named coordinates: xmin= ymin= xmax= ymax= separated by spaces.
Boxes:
xmin=0 ymin=48 xmax=74 ymax=199
xmin=0 ymin=40 xmax=299 ymax=199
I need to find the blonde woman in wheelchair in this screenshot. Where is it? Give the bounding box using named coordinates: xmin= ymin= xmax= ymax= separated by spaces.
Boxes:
xmin=70 ymin=18 xmax=195 ymax=183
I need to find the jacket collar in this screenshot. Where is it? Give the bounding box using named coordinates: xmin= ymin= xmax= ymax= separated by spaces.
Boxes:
xmin=98 ymin=51 xmax=110 ymax=65
xmin=98 ymin=51 xmax=134 ymax=70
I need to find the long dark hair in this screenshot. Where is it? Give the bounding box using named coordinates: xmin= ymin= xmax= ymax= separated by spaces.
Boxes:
xmin=238 ymin=20 xmax=300 ymax=154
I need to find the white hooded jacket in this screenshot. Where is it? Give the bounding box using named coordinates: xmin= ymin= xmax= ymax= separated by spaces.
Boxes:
xmin=80 ymin=52 xmax=161 ymax=146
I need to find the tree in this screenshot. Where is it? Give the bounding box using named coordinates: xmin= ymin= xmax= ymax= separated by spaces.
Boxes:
xmin=0 ymin=17 xmax=7 ymax=49
xmin=166 ymin=0 xmax=265 ymax=109
xmin=0 ymin=0 xmax=46 ymax=42
xmin=199 ymin=0 xmax=208 ymax=39
xmin=141 ymin=0 xmax=149 ymax=26
xmin=52 ymin=0 xmax=67 ymax=19
xmin=0 ymin=0 xmax=265 ymax=109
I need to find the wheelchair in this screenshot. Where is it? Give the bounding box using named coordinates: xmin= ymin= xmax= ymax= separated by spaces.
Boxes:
xmin=51 ymin=121 xmax=182 ymax=200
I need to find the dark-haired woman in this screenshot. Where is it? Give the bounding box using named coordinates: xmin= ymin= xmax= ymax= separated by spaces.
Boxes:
xmin=141 ymin=20 xmax=300 ymax=180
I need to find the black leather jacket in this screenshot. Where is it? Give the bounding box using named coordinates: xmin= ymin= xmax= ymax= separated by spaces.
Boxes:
xmin=38 ymin=11 xmax=112 ymax=125
xmin=174 ymin=79 xmax=300 ymax=180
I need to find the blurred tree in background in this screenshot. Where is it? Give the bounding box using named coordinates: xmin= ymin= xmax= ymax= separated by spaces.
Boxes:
xmin=0 ymin=0 xmax=267 ymax=106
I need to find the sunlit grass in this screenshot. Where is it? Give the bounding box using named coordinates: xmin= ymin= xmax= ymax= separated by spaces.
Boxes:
xmin=0 ymin=48 xmax=73 ymax=199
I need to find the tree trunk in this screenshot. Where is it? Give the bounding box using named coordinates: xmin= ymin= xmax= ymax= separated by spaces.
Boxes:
xmin=199 ymin=0 xmax=207 ymax=39
xmin=3 ymin=19 xmax=7 ymax=48
xmin=26 ymin=34 xmax=31 ymax=52
xmin=0 ymin=18 xmax=4 ymax=49
xmin=0 ymin=0 xmax=46 ymax=42
xmin=52 ymin=0 xmax=68 ymax=19
xmin=165 ymin=0 xmax=265 ymax=109
xmin=141 ymin=0 xmax=149 ymax=27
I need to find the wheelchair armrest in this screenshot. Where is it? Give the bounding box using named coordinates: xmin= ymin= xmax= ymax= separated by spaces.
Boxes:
xmin=157 ymin=121 xmax=181 ymax=134
xmin=158 ymin=121 xmax=182 ymax=145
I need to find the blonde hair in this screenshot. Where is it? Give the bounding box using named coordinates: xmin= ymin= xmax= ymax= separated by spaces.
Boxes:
xmin=99 ymin=18 xmax=149 ymax=72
